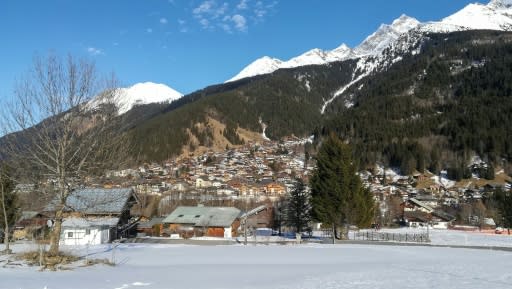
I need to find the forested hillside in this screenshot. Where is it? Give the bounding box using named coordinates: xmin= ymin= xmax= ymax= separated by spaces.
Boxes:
xmin=129 ymin=60 xmax=358 ymax=161
xmin=127 ymin=30 xmax=512 ymax=175
xmin=323 ymin=30 xmax=512 ymax=175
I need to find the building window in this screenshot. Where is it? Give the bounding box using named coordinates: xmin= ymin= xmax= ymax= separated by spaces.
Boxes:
xmin=178 ymin=215 xmax=184 ymax=217
xmin=85 ymin=229 xmax=91 ymax=235
xmin=67 ymin=232 xmax=73 ymax=238
xmin=195 ymin=215 xmax=201 ymax=218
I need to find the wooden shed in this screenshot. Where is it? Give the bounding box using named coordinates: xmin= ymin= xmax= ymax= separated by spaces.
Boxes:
xmin=163 ymin=206 xmax=241 ymax=238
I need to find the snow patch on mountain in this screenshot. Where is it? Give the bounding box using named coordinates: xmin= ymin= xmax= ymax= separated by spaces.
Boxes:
xmin=259 ymin=117 xmax=271 ymax=141
xmin=321 ymin=70 xmax=369 ymax=114
xmin=89 ymin=82 xmax=182 ymax=115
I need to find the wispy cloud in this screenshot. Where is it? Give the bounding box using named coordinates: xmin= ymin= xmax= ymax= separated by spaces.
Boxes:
xmin=237 ymin=0 xmax=249 ymax=10
xmin=160 ymin=17 xmax=168 ymax=24
xmin=199 ymin=18 xmax=210 ymax=29
xmin=253 ymin=0 xmax=277 ymax=23
xmin=87 ymin=47 xmax=104 ymax=56
xmin=146 ymin=28 xmax=153 ymax=33
xmin=231 ymin=14 xmax=247 ymax=32
xmin=178 ymin=19 xmax=189 ymax=33
xmin=192 ymin=0 xmax=277 ymax=33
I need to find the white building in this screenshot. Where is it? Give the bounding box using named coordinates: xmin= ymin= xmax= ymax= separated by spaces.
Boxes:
xmin=61 ymin=217 xmax=119 ymax=246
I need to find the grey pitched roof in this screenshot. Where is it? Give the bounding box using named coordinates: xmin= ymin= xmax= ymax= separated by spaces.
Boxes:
xmin=46 ymin=188 xmax=135 ymax=215
xmin=432 ymin=210 xmax=456 ymax=222
xmin=409 ymin=198 xmax=434 ymax=212
xmin=163 ymin=206 xmax=241 ymax=228
xmin=18 ymin=211 xmax=41 ymax=221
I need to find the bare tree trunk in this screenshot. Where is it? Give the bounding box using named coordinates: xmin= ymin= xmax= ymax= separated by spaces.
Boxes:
xmin=48 ymin=208 xmax=64 ymax=255
xmin=1 ymin=181 xmax=11 ymax=253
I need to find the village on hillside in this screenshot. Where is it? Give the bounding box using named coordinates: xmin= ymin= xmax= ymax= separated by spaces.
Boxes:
xmin=9 ymin=137 xmax=511 ymax=246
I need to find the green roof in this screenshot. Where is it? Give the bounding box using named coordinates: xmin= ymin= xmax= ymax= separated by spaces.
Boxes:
xmin=163 ymin=206 xmax=241 ymax=228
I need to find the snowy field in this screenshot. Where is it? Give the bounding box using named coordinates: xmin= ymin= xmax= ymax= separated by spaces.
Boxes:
xmin=1 ymin=237 xmax=512 ymax=289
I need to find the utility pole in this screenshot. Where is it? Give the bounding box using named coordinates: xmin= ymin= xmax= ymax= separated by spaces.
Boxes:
xmin=244 ymin=218 xmax=247 ymax=245
xmin=244 ymin=198 xmax=248 ymax=245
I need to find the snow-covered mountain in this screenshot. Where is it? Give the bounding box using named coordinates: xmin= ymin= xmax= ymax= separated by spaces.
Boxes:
xmin=226 ymin=43 xmax=354 ymax=83
xmin=438 ymin=0 xmax=512 ymax=31
xmin=354 ymin=15 xmax=420 ymax=57
xmin=227 ymin=0 xmax=512 ymax=83
xmin=89 ymin=82 xmax=183 ymax=115
xmin=226 ymin=56 xmax=283 ymax=82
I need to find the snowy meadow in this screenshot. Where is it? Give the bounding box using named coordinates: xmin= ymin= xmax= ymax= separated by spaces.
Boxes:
xmin=1 ymin=232 xmax=512 ymax=289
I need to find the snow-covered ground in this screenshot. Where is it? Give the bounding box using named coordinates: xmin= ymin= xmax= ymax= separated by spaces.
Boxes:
xmin=1 ymin=233 xmax=512 ymax=289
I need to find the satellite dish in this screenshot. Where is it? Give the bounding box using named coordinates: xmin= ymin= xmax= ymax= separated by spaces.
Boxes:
xmin=47 ymin=219 xmax=54 ymax=227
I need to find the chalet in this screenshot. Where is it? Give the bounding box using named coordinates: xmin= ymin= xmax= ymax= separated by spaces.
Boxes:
xmin=163 ymin=206 xmax=241 ymax=238
xmin=403 ymin=209 xmax=455 ymax=229
xmin=45 ymin=188 xmax=139 ymax=245
xmin=403 ymin=211 xmax=431 ymax=228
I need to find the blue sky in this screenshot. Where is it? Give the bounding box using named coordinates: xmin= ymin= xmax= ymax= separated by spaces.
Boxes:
xmin=1 ymin=0 xmax=483 ymax=96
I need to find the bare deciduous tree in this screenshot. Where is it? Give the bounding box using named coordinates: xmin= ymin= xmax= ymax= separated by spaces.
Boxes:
xmin=0 ymin=165 xmax=18 ymax=254
xmin=0 ymin=53 xmax=127 ymax=255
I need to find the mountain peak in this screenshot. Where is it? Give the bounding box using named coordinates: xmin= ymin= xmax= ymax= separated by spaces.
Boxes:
xmin=226 ymin=56 xmax=283 ymax=83
xmin=115 ymin=82 xmax=182 ymax=114
xmin=88 ymin=82 xmax=182 ymax=115
xmin=354 ymin=14 xmax=420 ymax=57
xmin=392 ymin=14 xmax=421 ymax=33
xmin=226 ymin=44 xmax=356 ymax=83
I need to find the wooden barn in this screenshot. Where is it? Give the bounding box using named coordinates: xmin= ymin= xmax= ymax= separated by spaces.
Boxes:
xmin=163 ymin=206 xmax=241 ymax=238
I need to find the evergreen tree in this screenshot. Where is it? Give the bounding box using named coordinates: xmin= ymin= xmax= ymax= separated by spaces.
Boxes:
xmin=285 ymin=178 xmax=312 ymax=234
xmin=310 ymin=133 xmax=375 ymax=242
xmin=493 ymin=189 xmax=512 ymax=229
